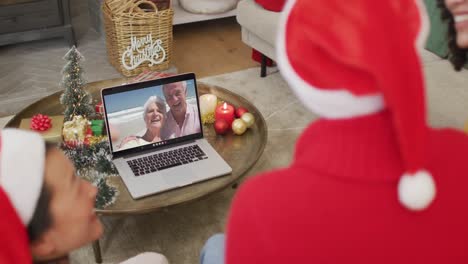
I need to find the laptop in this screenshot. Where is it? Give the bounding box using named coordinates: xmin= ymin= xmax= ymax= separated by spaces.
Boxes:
xmin=101 ymin=73 xmax=232 ymax=199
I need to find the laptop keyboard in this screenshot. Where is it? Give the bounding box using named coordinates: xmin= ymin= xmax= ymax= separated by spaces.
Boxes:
xmin=127 ymin=145 xmax=208 ymax=177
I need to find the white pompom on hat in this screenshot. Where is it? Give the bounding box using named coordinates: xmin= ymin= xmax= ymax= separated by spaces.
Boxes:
xmin=0 ymin=128 xmax=46 ymax=225
xmin=277 ymin=0 xmax=436 ymax=211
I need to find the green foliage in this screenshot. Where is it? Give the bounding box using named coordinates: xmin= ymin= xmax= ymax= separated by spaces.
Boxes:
xmin=60 ymin=139 xmax=118 ymax=209
xmin=95 ymin=178 xmax=117 ymax=209
xmin=93 ymin=141 xmax=118 ymax=175
xmin=59 ymin=46 xmax=95 ymax=121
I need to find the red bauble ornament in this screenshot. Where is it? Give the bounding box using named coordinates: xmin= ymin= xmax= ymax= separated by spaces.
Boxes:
xmin=214 ymin=119 xmax=230 ymax=135
xmin=95 ymin=102 xmax=104 ymax=113
xmin=86 ymin=126 xmax=93 ymax=136
xmin=30 ymin=114 xmax=52 ymax=132
xmin=235 ymin=107 xmax=249 ymax=118
xmin=64 ymin=140 xmax=79 ymax=148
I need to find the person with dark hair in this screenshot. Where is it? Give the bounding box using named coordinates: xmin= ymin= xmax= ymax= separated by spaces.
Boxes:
xmin=437 ymin=0 xmax=468 ymax=70
xmin=200 ymin=0 xmax=468 ymax=263
xmin=0 ymin=129 xmax=103 ymax=263
xmin=0 ymin=129 xmax=169 ymax=264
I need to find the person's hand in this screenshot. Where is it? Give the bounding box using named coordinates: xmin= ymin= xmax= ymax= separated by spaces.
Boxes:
xmin=119 ymin=135 xmax=138 ymax=148
xmin=35 ymin=255 xmax=69 ymax=264
xmin=109 ymin=124 xmax=120 ymax=142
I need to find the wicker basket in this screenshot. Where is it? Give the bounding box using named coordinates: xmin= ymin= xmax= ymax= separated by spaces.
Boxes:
xmin=103 ymin=0 xmax=173 ymax=77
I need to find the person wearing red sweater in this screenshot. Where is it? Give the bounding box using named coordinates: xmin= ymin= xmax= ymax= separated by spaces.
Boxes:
xmin=201 ymin=0 xmax=468 ymax=263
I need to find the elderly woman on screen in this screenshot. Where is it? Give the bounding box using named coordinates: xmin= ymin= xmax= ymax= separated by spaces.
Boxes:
xmin=119 ymin=96 xmax=167 ymax=150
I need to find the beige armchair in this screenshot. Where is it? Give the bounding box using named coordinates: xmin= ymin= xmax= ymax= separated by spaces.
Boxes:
xmin=236 ymin=0 xmax=281 ymax=77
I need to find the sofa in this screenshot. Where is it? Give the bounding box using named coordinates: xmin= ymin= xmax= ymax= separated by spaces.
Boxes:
xmin=237 ymin=0 xmax=466 ymax=77
xmin=236 ymin=0 xmax=281 ymax=77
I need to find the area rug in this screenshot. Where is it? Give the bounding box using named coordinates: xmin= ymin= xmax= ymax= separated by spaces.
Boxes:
xmin=1 ymin=49 xmax=468 ymax=263
xmin=60 ymin=66 xmax=312 ymax=264
xmin=0 ymin=0 xmax=256 ymax=116
xmin=0 ymin=65 xmax=311 ymax=263
xmin=68 ymin=59 xmax=467 ymax=263
xmin=0 ymin=60 xmax=467 ymax=264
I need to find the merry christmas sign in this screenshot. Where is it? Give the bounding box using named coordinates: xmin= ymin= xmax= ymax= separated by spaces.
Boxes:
xmin=121 ymin=33 xmax=166 ymax=70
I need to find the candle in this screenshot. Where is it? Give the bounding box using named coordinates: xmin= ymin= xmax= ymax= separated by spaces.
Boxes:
xmin=215 ymin=102 xmax=235 ymax=126
xmin=199 ymin=94 xmax=218 ymax=124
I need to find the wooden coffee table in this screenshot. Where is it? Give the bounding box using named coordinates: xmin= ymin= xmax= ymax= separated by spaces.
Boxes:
xmin=5 ymin=78 xmax=267 ymax=263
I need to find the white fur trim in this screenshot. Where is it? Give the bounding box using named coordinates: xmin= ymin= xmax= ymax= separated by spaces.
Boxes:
xmin=0 ymin=129 xmax=45 ymax=225
xmin=398 ymin=170 xmax=436 ymax=211
xmin=276 ymin=0 xmax=385 ymax=119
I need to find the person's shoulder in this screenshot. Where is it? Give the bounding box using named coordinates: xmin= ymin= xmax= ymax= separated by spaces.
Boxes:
xmin=120 ymin=137 xmax=147 ymax=150
xmin=189 ymin=103 xmax=198 ymax=114
xmin=162 ymin=110 xmax=175 ymax=128
xmin=429 ymin=128 xmax=468 ymax=156
xmin=165 ymin=109 xmax=174 ymax=119
xmin=428 ymin=128 xmax=468 ymax=179
xmin=232 ymin=167 xmax=305 ymax=209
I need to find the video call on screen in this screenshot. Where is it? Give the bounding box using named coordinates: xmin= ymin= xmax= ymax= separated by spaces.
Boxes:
xmin=104 ymin=79 xmax=201 ymax=152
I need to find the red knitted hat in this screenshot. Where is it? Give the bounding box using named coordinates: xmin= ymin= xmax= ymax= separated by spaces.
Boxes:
xmin=277 ymin=0 xmax=436 ymax=211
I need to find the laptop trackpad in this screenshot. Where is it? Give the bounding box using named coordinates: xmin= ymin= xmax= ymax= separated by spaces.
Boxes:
xmin=162 ymin=172 xmax=194 ymax=187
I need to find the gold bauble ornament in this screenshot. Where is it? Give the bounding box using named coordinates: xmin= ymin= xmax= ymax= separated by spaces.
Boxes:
xmin=232 ymin=118 xmax=247 ymax=135
xmin=89 ymin=135 xmax=107 ymax=145
xmin=241 ymin=112 xmax=255 ymax=128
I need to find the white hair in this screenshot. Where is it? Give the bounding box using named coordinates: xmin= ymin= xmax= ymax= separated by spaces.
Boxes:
xmin=162 ymin=81 xmax=187 ymax=94
xmin=142 ymin=96 xmax=166 ymax=120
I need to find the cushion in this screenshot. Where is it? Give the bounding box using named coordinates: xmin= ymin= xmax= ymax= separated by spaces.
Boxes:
xmin=179 ymin=0 xmax=239 ymax=14
xmin=255 ymin=0 xmax=286 ymax=12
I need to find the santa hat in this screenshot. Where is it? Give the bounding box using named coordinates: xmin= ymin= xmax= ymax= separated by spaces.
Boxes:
xmin=0 ymin=128 xmax=46 ymax=225
xmin=277 ymin=0 xmax=436 ymax=211
xmin=0 ymin=187 xmax=33 ymax=263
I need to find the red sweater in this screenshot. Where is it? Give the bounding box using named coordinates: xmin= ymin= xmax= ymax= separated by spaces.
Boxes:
xmin=226 ymin=111 xmax=468 ymax=263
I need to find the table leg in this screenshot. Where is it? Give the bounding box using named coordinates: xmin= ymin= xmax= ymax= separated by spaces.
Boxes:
xmin=261 ymin=54 xmax=267 ymax=78
xmin=92 ymin=240 xmax=102 ymax=263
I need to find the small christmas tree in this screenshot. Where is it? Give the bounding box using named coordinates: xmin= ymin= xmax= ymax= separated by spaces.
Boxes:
xmin=60 ymin=140 xmax=119 ymax=209
xmin=95 ymin=178 xmax=117 ymax=209
xmin=60 ymin=46 xmax=95 ymax=121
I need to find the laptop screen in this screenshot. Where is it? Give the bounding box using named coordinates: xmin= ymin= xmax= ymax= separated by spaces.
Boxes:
xmin=101 ymin=73 xmax=203 ymax=155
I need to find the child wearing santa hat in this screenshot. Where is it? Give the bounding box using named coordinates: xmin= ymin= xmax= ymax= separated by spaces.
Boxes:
xmin=0 ymin=129 xmax=169 ymax=264
xmin=200 ymin=0 xmax=468 ymax=263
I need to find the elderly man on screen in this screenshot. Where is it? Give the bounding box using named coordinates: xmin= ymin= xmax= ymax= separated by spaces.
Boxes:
xmin=161 ymin=81 xmax=201 ymax=139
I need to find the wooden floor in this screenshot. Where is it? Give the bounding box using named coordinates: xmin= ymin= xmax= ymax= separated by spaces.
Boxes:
xmin=0 ymin=16 xmax=259 ymax=116
xmin=172 ymin=17 xmax=258 ymax=78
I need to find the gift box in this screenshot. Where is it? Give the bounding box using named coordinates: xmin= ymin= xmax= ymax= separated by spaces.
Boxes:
xmin=62 ymin=115 xmax=89 ymax=142
xmin=91 ymin=119 xmax=105 ymax=136
xmin=19 ymin=115 xmax=64 ymax=143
